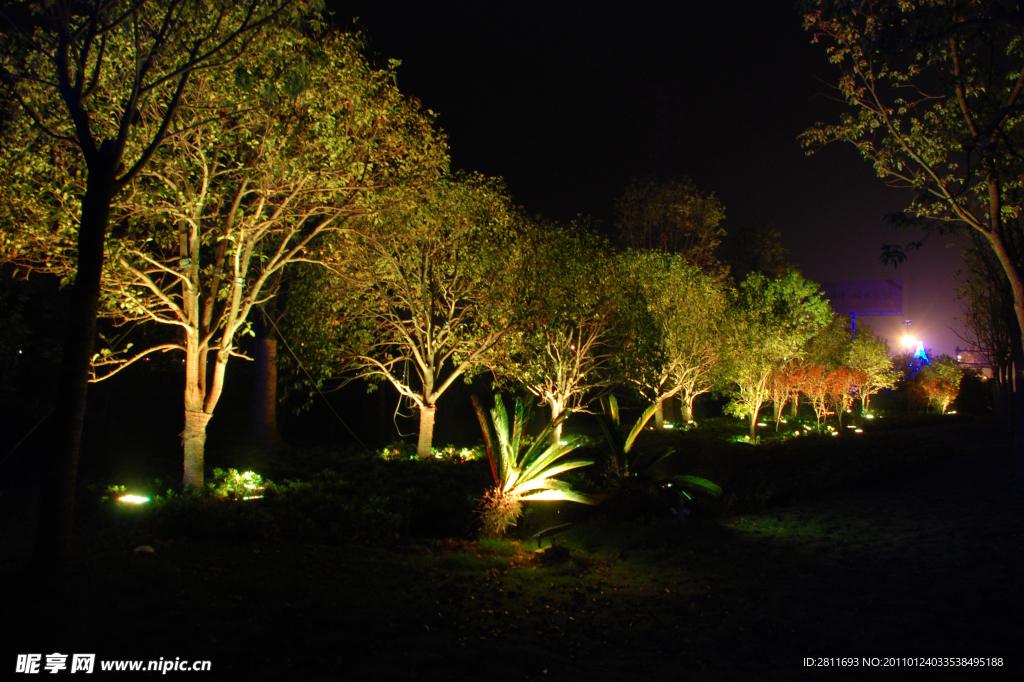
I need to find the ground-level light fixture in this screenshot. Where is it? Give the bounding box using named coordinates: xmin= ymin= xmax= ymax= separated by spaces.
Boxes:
xmin=118 ymin=495 xmax=150 ymax=504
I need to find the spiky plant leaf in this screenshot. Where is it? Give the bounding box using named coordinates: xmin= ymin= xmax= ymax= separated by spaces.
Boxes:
xmin=521 ymin=489 xmax=595 ymax=504
xmin=491 ymin=395 xmax=512 ymax=468
xmin=526 ymin=458 xmax=594 ymax=483
xmin=631 ymin=447 xmax=675 ymax=478
xmin=606 ymin=393 xmax=620 ymax=425
xmin=514 ymin=466 xmax=591 ymax=494
xmin=672 ymin=475 xmax=722 ymax=497
xmin=518 ymin=436 xmax=582 ymax=483
xmin=511 ymin=395 xmax=531 ymax=460
xmin=623 ymin=401 xmax=660 ymax=454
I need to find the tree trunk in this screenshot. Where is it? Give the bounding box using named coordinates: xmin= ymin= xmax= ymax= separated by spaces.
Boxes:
xmin=749 ymin=407 xmax=759 ymax=440
xmin=417 ymin=404 xmax=436 ymax=459
xmin=790 ymin=394 xmax=799 ymax=418
xmin=34 ymin=169 xmax=115 ymax=564
xmin=551 ymin=420 xmax=564 ymax=444
xmin=680 ymin=399 xmax=693 ymax=422
xmin=547 ymin=398 xmax=566 ymax=444
xmin=252 ymin=335 xmax=284 ymax=451
xmin=183 ymin=409 xmax=213 ymax=487
xmin=1011 ymin=320 xmax=1024 ymax=481
xmin=663 ymin=395 xmax=675 ymax=424
xmin=653 ymin=400 xmax=664 ymax=430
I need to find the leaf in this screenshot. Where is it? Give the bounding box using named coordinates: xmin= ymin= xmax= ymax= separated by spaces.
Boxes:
xmin=672 ymin=475 xmax=722 ymax=497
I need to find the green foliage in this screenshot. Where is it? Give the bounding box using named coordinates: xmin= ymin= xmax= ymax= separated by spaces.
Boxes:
xmin=801 ymin=0 xmax=1024 ymax=358
xmin=284 ymin=174 xmax=522 ymax=457
xmin=379 ymin=443 xmax=485 ymax=463
xmin=207 ymin=469 xmax=270 ymax=500
xmin=917 ymin=355 xmax=965 ymax=414
xmin=478 ymin=395 xmax=594 ymax=536
xmin=724 ymin=223 xmax=792 ymax=282
xmin=722 ymin=270 xmax=831 ymax=437
xmin=489 ymin=222 xmax=627 ymax=431
xmin=597 ymin=395 xmax=674 ymax=478
xmin=614 ymin=176 xmax=726 ymax=269
xmin=618 ymin=250 xmax=730 ymax=415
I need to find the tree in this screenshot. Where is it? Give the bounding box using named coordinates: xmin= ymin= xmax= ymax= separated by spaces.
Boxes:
xmin=614 ymin=177 xmax=726 ymax=269
xmin=850 ymin=325 xmax=898 ymax=413
xmin=619 ymin=249 xmax=729 ymax=427
xmin=288 ymin=175 xmax=524 ymax=458
xmin=955 ymin=233 xmax=1015 ymax=420
xmin=824 ymin=366 xmax=866 ymax=428
xmin=918 ymin=355 xmax=964 ymax=414
xmin=0 ymin=0 xmax=306 ymax=561
xmin=101 ymin=32 xmax=439 ymax=486
xmin=801 ymin=1 xmax=1024 ymax=475
xmin=488 ymin=223 xmax=625 ymax=443
xmin=722 ymin=270 xmax=831 ymax=439
xmin=723 ymin=223 xmax=792 ymax=282
xmin=791 ymin=364 xmax=832 ymax=430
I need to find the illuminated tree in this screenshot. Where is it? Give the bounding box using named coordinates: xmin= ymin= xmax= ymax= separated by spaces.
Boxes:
xmin=4 ymin=30 xmax=441 ymax=487
xmin=802 ymin=1 xmax=1024 ymax=370
xmin=619 ymin=250 xmax=729 ymax=428
xmin=722 ymin=270 xmax=831 ymax=439
xmin=849 ymin=326 xmax=899 ymax=413
xmin=488 ymin=223 xmax=625 ymax=442
xmin=614 ymin=177 xmax=726 ymax=270
xmin=918 ymin=355 xmax=964 ymax=414
xmin=824 ymin=366 xmax=866 ymax=428
xmin=792 ymin=364 xmax=831 ymax=430
xmin=0 ymin=0 xmax=307 ymax=560
xmin=288 ymin=175 xmax=524 ymax=458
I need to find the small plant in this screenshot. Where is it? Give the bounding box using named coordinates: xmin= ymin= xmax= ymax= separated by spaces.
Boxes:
xmin=598 ymin=394 xmax=674 ymax=478
xmin=378 ymin=442 xmax=485 ymax=463
xmin=378 ymin=441 xmax=418 ymax=461
xmin=208 ymin=468 xmax=269 ymax=500
xmin=473 ymin=395 xmax=594 ymax=537
xmin=432 ymin=444 xmax=485 ymax=463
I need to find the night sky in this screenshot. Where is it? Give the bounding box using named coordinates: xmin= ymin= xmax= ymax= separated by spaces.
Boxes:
xmin=329 ymin=1 xmax=970 ymax=356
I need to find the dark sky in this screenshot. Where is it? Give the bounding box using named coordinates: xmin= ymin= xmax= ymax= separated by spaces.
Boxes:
xmin=329 ymin=1 xmax=969 ymax=356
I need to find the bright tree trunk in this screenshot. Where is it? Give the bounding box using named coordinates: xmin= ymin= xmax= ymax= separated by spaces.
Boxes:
xmin=253 ymin=336 xmax=284 ymax=451
xmin=34 ymin=168 xmax=115 ymax=563
xmin=749 ymin=405 xmax=760 ymax=440
xmin=653 ymin=400 xmax=665 ymax=430
xmin=183 ymin=408 xmax=213 ymax=487
xmin=680 ymin=397 xmax=693 ymax=422
xmin=790 ymin=395 xmax=799 ymax=418
xmin=417 ymin=404 xmax=436 ymax=459
xmin=547 ymin=398 xmax=566 ymax=444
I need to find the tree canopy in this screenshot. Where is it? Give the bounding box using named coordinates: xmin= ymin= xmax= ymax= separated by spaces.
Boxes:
xmin=722 ymin=269 xmax=831 ymax=439
xmin=614 ymin=176 xmax=726 ymax=269
xmin=287 ymin=174 xmax=525 ymax=458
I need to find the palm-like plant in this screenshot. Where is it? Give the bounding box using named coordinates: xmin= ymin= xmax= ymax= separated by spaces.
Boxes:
xmin=473 ymin=395 xmax=594 ymax=536
xmin=598 ymin=394 xmax=673 ymax=478
xmin=599 ymin=394 xmax=722 ymax=503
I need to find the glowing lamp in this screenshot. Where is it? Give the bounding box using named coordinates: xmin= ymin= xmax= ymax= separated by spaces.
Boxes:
xmin=118 ymin=495 xmax=150 ymax=504
xmin=663 ymin=423 xmax=675 ymax=429
xmin=901 ymin=334 xmax=916 ymax=348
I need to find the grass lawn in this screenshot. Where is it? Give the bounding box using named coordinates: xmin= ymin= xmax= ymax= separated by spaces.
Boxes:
xmin=4 ymin=417 xmax=1022 ymax=680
